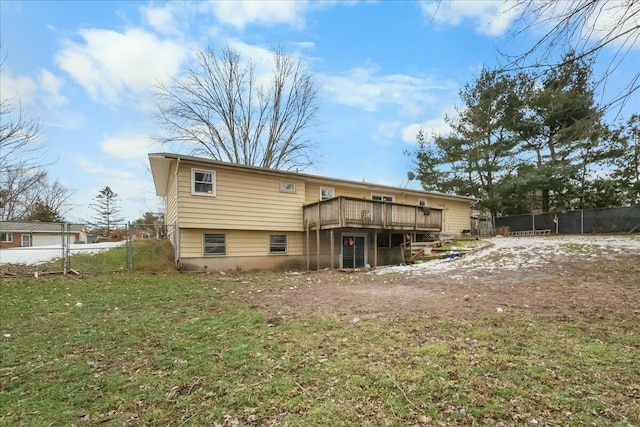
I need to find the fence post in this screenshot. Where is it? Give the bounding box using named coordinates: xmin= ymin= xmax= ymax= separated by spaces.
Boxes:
xmin=61 ymin=222 xmax=69 ymax=276
xmin=581 ymin=209 xmax=584 ymax=234
xmin=532 ymin=214 xmax=535 ymax=231
xmin=127 ymin=222 xmax=133 ymax=270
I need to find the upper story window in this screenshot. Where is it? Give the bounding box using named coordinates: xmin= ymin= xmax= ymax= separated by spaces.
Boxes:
xmin=280 ymin=182 xmax=296 ymax=193
xmin=192 ymin=168 xmax=216 ymax=196
xmin=320 ymin=186 xmax=335 ymax=200
xmin=0 ymin=232 xmax=13 ymax=242
xmin=372 ymin=194 xmax=394 ymax=202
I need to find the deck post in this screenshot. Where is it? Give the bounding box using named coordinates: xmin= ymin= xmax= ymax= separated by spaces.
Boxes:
xmin=306 ymin=221 xmax=310 ymax=270
xmin=382 ymin=203 xmax=386 ymax=228
xmin=330 ymin=229 xmax=334 ymax=269
xmin=316 ymin=205 xmax=321 ymax=270
xmin=316 ymin=228 xmax=321 ymax=270
xmin=373 ymin=231 xmax=378 ymax=268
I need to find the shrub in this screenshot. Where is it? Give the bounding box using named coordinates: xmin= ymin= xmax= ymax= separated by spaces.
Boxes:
xmin=496 ymin=225 xmax=510 ymax=236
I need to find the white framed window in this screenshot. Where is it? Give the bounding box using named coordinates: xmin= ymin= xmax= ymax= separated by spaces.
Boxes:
xmin=280 ymin=182 xmax=296 ymax=193
xmin=269 ymin=234 xmax=287 ymax=254
xmin=0 ymin=232 xmax=13 ymax=242
xmin=192 ymin=168 xmax=216 ymax=196
xmin=203 ymin=233 xmax=225 ymax=255
xmin=320 ymin=186 xmax=335 ymax=200
xmin=372 ymin=194 xmax=394 ymax=202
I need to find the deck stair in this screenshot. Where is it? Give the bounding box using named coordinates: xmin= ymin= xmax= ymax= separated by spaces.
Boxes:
xmin=507 ymin=229 xmax=551 ymax=237
xmin=402 ymin=240 xmax=439 ymax=261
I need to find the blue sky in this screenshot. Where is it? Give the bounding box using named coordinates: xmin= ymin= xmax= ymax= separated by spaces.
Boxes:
xmin=1 ymin=1 xmax=638 ymax=222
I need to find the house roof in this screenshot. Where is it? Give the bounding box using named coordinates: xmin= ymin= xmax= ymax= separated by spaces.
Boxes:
xmin=148 ymin=152 xmax=478 ymax=203
xmin=0 ymin=221 xmax=86 ymax=233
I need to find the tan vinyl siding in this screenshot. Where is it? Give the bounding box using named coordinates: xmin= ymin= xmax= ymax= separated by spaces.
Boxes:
xmin=177 ymin=162 xmax=306 ymax=231
xmin=305 ymin=182 xmax=461 ymax=207
xmin=305 ymin=182 xmax=378 ymax=204
xmin=165 ymin=161 xmax=178 ymax=226
xmin=180 ymin=229 xmax=304 ymax=258
xmin=432 ymin=199 xmax=471 ymax=233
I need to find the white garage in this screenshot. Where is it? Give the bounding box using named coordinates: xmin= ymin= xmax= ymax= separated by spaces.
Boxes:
xmin=32 ymin=234 xmax=64 ymax=247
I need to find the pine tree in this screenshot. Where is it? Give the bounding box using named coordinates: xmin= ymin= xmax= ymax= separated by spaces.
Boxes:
xmin=90 ymin=186 xmax=124 ymax=236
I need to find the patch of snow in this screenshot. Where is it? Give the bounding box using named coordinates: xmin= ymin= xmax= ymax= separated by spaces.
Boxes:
xmin=372 ymin=235 xmax=640 ymax=276
xmin=0 ymin=241 xmax=126 ymax=266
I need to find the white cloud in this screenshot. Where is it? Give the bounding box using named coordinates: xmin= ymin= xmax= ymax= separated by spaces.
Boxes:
xmin=320 ymin=66 xmax=456 ymax=116
xmin=402 ymin=114 xmax=453 ymax=145
xmin=43 ymin=110 xmax=85 ymax=130
xmin=56 ymin=28 xmax=187 ymax=103
xmin=372 ymin=121 xmax=404 ymax=146
xmin=141 ymin=5 xmax=178 ymax=34
xmin=420 ymin=0 xmax=639 ymax=49
xmin=38 ymin=69 xmax=67 ymax=107
xmin=73 ymin=155 xmax=136 ymax=179
xmin=208 ymin=0 xmax=309 ymax=30
xmin=581 ymin=1 xmax=640 ymax=49
xmin=0 ymin=69 xmax=38 ymax=104
xmin=98 ymin=133 xmax=161 ymax=161
xmin=419 ymin=0 xmax=519 ymax=37
xmin=66 ymin=154 xmax=158 ymax=222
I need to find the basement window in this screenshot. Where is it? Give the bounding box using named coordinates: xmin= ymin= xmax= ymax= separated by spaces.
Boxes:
xmin=203 ymin=233 xmax=226 ymax=255
xmin=269 ymin=234 xmax=287 ymax=254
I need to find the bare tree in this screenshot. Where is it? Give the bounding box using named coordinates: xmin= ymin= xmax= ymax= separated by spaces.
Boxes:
xmin=0 ymin=52 xmax=55 ymax=221
xmin=0 ymin=166 xmax=71 ymax=221
xmin=0 ymin=99 xmax=41 ymax=171
xmin=504 ymin=0 xmax=640 ymax=112
xmin=155 ymin=46 xmax=319 ymax=171
xmin=0 ymin=165 xmax=47 ymax=221
xmin=0 ymin=54 xmax=43 ymax=171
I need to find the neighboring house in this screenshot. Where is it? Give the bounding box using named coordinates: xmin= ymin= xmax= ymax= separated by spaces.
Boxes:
xmin=149 ymin=153 xmax=477 ymax=271
xmin=0 ymin=221 xmax=88 ymax=249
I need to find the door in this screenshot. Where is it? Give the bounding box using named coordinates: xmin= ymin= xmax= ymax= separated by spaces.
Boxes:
xmin=21 ymin=234 xmax=31 ymax=247
xmin=342 ymin=235 xmax=366 ymax=268
xmin=33 ymin=234 xmax=61 ymax=246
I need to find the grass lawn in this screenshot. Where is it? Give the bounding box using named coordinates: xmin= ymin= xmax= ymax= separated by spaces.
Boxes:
xmin=1 ymin=269 xmax=638 ymax=426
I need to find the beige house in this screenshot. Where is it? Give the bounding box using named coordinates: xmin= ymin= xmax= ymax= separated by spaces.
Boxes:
xmin=149 ymin=153 xmax=476 ymax=271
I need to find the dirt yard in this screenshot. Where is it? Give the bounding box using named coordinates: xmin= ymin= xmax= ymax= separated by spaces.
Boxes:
xmin=243 ymin=235 xmax=640 ymax=322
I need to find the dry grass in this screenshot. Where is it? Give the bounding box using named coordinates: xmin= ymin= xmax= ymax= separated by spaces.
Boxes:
xmin=1 ymin=257 xmax=639 ymax=425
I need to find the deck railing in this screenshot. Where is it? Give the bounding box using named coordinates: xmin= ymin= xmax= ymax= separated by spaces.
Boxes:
xmin=303 ymin=197 xmax=442 ymax=231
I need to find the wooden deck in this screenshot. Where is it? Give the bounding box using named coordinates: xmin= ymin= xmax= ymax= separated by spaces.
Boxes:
xmin=303 ymin=196 xmax=442 ymax=231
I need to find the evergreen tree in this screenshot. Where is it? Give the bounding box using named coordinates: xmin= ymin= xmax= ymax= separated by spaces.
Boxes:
xmin=518 ymin=51 xmax=602 ymax=212
xmin=27 ymin=200 xmax=64 ymax=222
xmin=414 ymin=69 xmax=528 ymax=219
xmin=90 ymin=186 xmax=124 ymax=236
xmin=611 ymin=114 xmax=640 ymax=205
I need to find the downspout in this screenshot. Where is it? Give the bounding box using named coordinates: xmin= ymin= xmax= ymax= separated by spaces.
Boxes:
xmin=174 ymin=157 xmax=181 ymax=270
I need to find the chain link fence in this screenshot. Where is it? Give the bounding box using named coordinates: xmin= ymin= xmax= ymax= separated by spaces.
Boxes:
xmin=0 ymin=222 xmax=174 ymax=276
xmin=495 ymin=205 xmax=640 ymax=234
